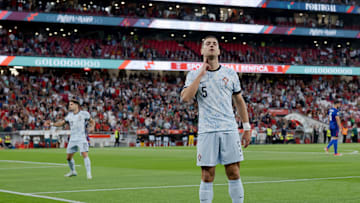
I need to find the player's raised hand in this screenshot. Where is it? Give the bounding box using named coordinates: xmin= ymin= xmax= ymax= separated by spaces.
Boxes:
xmin=199 ymin=58 xmax=210 ymax=77
xmin=242 ymin=130 xmax=251 ymax=148
xmin=44 ymin=120 xmax=51 ymax=127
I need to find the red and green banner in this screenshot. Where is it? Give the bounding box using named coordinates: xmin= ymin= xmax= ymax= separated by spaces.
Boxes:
xmin=0 ymin=56 xmax=359 ymax=75
xmin=1 ymin=10 xmax=360 ymax=38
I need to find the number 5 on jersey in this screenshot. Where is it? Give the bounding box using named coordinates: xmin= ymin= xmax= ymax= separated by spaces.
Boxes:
xmin=201 ymin=86 xmax=207 ymax=97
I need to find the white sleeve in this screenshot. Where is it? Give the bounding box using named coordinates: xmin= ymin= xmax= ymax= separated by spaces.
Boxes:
xmin=83 ymin=111 xmax=91 ymax=120
xmin=64 ymin=114 xmax=70 ymax=122
xmin=232 ymin=72 xmax=241 ymax=94
xmin=184 ymin=71 xmax=196 ymax=88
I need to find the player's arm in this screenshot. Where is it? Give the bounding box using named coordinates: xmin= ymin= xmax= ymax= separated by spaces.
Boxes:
xmin=44 ymin=120 xmax=66 ymax=127
xmin=233 ymin=94 xmax=250 ymax=123
xmin=336 ymin=115 xmax=342 ymax=133
xmin=181 ymin=59 xmax=210 ymax=102
xmin=180 ymin=75 xmax=202 ymax=102
xmin=88 ymin=118 xmax=95 ymax=133
xmin=232 ymin=93 xmax=251 ymax=148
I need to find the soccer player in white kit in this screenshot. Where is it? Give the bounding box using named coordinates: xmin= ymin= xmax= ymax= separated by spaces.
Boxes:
xmin=181 ymin=36 xmax=251 ymax=203
xmin=45 ymin=98 xmax=95 ymax=179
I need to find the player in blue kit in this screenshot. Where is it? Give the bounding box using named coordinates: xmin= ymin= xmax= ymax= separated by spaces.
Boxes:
xmin=181 ymin=36 xmax=251 ymax=203
xmin=324 ymin=100 xmax=342 ymax=156
xmin=45 ymin=97 xmax=95 ymax=179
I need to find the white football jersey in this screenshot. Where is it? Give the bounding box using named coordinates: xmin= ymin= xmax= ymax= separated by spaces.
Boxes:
xmin=65 ymin=111 xmax=91 ymax=142
xmin=184 ymin=66 xmax=241 ymax=134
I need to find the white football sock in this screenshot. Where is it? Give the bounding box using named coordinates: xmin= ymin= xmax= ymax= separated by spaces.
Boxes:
xmin=199 ymin=181 xmax=213 ymax=203
xmin=228 ymin=179 xmax=244 ymax=203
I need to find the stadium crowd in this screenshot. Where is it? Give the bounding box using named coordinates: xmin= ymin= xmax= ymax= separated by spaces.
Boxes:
xmin=278 ymin=0 xmax=358 ymax=5
xmin=1 ymin=27 xmax=360 ymax=66
xmin=1 ymin=1 xmax=360 ymax=30
xmin=0 ymin=69 xmax=359 ymax=137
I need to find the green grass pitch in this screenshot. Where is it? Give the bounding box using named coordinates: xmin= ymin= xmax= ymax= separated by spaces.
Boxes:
xmin=1 ymin=144 xmax=360 ymax=203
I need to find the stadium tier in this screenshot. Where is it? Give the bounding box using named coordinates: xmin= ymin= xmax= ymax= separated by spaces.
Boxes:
xmin=0 ymin=69 xmax=359 ymax=133
xmin=0 ymin=24 xmax=359 ymax=66
xmin=2 ymin=1 xmax=360 ymax=30
xmin=276 ymin=0 xmax=356 ymax=5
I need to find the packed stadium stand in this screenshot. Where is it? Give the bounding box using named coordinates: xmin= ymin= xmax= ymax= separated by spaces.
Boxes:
xmin=0 ymin=69 xmax=359 ymax=135
xmin=0 ymin=25 xmax=359 ymax=66
xmin=2 ymin=1 xmax=360 ymax=30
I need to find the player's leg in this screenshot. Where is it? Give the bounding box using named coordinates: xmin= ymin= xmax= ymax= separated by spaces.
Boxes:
xmin=65 ymin=153 xmax=77 ymax=176
xmin=80 ymin=142 xmax=92 ymax=179
xmin=326 ymin=136 xmax=335 ymax=150
xmin=221 ymin=132 xmax=245 ymax=203
xmin=65 ymin=142 xmax=79 ymax=177
xmin=163 ymin=137 xmax=166 ymax=147
xmin=156 ymin=137 xmax=160 ymax=147
xmin=81 ymin=151 xmax=92 ymax=179
xmin=333 ymin=137 xmax=339 ymax=154
xmin=332 ymin=129 xmax=341 ymax=156
xmin=189 ymin=136 xmax=194 ymax=146
xmin=200 ymin=166 xmax=215 ymax=203
xmin=149 ymin=136 xmax=154 ymax=147
xmin=225 ymin=162 xmax=244 ymax=203
xmin=197 ymin=133 xmax=219 ymax=203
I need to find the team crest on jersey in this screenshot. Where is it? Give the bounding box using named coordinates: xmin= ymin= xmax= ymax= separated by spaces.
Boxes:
xmin=222 ymin=77 xmax=229 ymax=86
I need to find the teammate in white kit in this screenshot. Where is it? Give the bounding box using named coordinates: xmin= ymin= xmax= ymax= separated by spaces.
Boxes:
xmin=45 ymin=97 xmax=95 ymax=179
xmin=181 ymin=36 xmax=251 ymax=203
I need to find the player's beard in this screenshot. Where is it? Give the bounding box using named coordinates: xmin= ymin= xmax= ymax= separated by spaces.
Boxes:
xmin=69 ymin=106 xmax=77 ymax=112
xmin=206 ymin=54 xmax=217 ymax=61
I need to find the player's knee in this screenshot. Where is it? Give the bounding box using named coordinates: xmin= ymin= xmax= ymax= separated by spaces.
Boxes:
xmin=202 ymin=175 xmax=214 ymax=182
xmin=227 ymin=173 xmax=240 ymax=180
xmin=226 ymin=168 xmax=240 ymax=180
xmin=202 ymin=173 xmax=215 ymax=182
xmin=201 ymin=168 xmax=215 ymax=182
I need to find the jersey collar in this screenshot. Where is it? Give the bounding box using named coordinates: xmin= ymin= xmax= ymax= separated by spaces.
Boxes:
xmin=207 ymin=65 xmax=221 ymax=72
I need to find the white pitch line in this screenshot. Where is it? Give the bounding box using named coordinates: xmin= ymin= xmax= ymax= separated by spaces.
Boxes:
xmin=244 ymin=176 xmax=360 ymax=184
xmin=348 ymin=150 xmax=359 ymax=154
xmin=0 ymin=189 xmax=84 ymax=203
xmin=0 ymin=166 xmax=63 ymax=170
xmin=31 ymin=176 xmax=360 ymax=195
xmin=0 ymin=160 xmax=80 ymax=166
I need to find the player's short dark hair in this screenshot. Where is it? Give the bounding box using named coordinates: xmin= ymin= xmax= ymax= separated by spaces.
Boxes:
xmin=334 ymin=100 xmax=341 ymax=104
xmin=202 ymin=35 xmax=218 ymax=47
xmin=69 ymin=97 xmax=80 ymax=106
